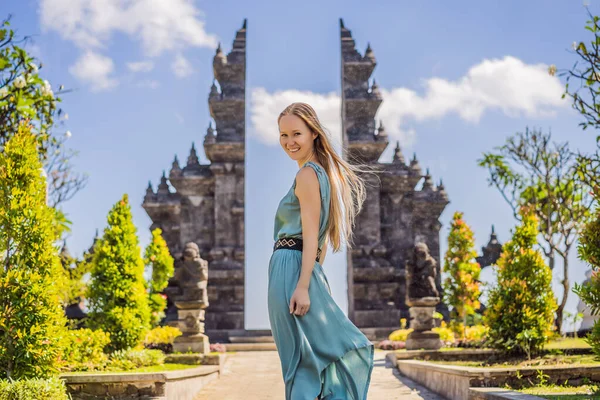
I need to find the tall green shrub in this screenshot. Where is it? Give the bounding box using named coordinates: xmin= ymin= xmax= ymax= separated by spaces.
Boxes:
xmin=0 ymin=123 xmax=67 ymax=379
xmin=484 ymin=207 xmax=557 ymax=358
xmin=573 ymin=203 xmax=600 ymax=357
xmin=443 ymin=211 xmax=481 ymax=338
xmin=144 ymin=228 xmax=174 ymax=327
xmin=87 ymin=194 xmax=150 ymax=352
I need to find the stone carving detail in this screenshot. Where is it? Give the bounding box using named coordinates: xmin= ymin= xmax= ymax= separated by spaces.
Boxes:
xmin=340 ymin=19 xmax=450 ymax=338
xmin=172 ymin=242 xmax=210 ymax=354
xmin=405 ymin=242 xmax=442 ymax=350
xmin=143 ymin=20 xmax=247 ymax=343
xmin=406 ymin=242 xmax=439 ymax=302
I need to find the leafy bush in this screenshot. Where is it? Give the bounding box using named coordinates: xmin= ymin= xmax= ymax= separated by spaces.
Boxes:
xmin=0 ymin=124 xmax=67 ymax=379
xmin=432 ymin=321 xmax=456 ymax=343
xmin=60 ymin=328 xmax=110 ymax=371
xmin=144 ymin=229 xmax=174 ymax=327
xmin=143 ymin=326 xmax=182 ymax=353
xmin=465 ymin=325 xmax=489 ymax=342
xmin=574 ymin=199 xmax=600 ymax=358
xmin=108 ymin=349 xmax=165 ymax=371
xmin=0 ymin=377 xmax=68 ymax=400
xmin=484 ymin=207 xmax=556 ymax=358
xmin=87 ymin=194 xmax=151 ymax=352
xmin=388 ymin=329 xmax=413 ymax=342
xmin=443 ymin=211 xmax=481 ymax=337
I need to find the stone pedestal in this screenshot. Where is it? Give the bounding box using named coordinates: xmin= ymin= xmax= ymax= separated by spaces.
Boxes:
xmin=173 ymin=333 xmax=210 ymax=354
xmin=406 ymin=297 xmax=442 ymax=350
xmin=406 ymin=330 xmax=442 ymax=350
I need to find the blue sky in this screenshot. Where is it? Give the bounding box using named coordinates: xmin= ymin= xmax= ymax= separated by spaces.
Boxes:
xmin=1 ymin=0 xmax=598 ymax=332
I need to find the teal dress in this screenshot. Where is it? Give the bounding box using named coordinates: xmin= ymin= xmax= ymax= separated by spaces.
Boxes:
xmin=268 ymin=161 xmax=374 ymax=400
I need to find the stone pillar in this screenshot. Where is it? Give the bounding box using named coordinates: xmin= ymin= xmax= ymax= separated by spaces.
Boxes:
xmin=171 ymin=242 xmax=211 ymax=354
xmin=406 ymin=298 xmax=442 ymax=350
xmin=405 ymin=242 xmax=442 ymax=350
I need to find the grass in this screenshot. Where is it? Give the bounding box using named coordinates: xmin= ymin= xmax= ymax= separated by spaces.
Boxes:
xmin=545 ymin=338 xmax=590 ymax=350
xmin=65 ymin=363 xmax=201 ymax=375
xmin=519 ymin=383 xmax=600 ymax=399
xmin=431 ymin=354 xmax=599 ymax=368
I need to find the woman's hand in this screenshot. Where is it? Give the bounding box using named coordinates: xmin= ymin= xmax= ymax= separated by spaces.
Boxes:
xmin=290 ymin=287 xmax=310 ymax=316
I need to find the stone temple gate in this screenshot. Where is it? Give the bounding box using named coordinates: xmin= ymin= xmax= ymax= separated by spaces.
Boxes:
xmin=142 ymin=19 xmax=449 ymax=342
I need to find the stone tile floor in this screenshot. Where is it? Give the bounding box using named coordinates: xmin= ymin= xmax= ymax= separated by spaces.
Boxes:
xmin=194 ymin=349 xmax=444 ymax=399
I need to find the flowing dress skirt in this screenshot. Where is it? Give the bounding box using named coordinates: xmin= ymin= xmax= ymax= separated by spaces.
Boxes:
xmin=268 ymin=249 xmax=374 ymax=400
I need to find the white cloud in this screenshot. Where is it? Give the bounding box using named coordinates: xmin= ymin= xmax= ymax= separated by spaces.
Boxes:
xmin=250 ymin=56 xmax=566 ymax=149
xmin=39 ymin=0 xmax=218 ymax=85
xmin=171 ymin=54 xmax=193 ymax=78
xmin=39 ymin=0 xmax=218 ymax=55
xmin=127 ymin=61 xmax=154 ymax=73
xmin=250 ymin=88 xmax=341 ymax=147
xmin=69 ymin=51 xmax=118 ymax=92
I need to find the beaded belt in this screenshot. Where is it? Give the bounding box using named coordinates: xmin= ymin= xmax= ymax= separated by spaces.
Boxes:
xmin=273 ymin=238 xmax=322 ymax=262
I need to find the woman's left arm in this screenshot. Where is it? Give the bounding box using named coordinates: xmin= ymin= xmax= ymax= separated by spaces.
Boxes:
xmin=289 ymin=166 xmax=321 ymax=316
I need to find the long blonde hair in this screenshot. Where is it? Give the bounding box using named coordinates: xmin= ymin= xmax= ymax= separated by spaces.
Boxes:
xmin=278 ymin=102 xmax=367 ymax=252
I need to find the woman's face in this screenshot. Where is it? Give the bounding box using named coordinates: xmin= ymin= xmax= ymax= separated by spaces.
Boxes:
xmin=279 ymin=114 xmax=318 ymax=162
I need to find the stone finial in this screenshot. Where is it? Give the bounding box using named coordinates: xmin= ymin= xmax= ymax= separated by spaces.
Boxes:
xmin=215 ymin=42 xmax=224 ymax=57
xmin=204 ymin=122 xmax=216 ymax=144
xmin=422 ymin=168 xmax=435 ymax=191
xmin=365 ymin=42 xmax=376 ymax=61
xmin=187 ymin=142 xmax=200 ymax=166
xmin=371 ymin=79 xmax=381 ymax=95
xmin=171 ymin=155 xmax=182 ymax=177
xmin=377 ymin=120 xmax=387 ymax=137
xmin=86 ymin=228 xmax=100 ymax=257
xmin=340 ymin=18 xmax=345 ymax=28
xmin=242 ymin=19 xmax=247 ymax=29
xmin=146 ymin=181 xmax=154 ymax=195
xmin=437 ymin=179 xmax=448 ymax=200
xmin=410 ymin=153 xmax=421 ymax=172
xmin=60 ymin=239 xmax=71 ymax=259
xmin=393 ymin=140 xmax=405 ymax=164
xmin=157 ymin=170 xmax=170 ymax=195
xmin=209 ymin=80 xmax=219 ymax=97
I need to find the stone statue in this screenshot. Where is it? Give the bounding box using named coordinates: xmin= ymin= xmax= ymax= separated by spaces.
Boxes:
xmin=172 ymin=242 xmax=211 ymax=354
xmin=405 ymin=242 xmax=442 ymax=350
xmin=173 ymin=242 xmax=209 ymax=307
xmin=406 ymin=242 xmax=439 ymax=302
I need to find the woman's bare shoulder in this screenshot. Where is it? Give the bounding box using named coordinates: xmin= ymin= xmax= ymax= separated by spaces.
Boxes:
xmin=295 ymin=166 xmax=319 ymax=193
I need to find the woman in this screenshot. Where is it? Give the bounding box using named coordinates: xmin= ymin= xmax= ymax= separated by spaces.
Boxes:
xmin=268 ymin=102 xmax=375 ymax=400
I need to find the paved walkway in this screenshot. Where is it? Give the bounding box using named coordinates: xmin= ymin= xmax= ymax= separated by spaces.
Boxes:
xmin=195 ymin=349 xmax=444 ymax=399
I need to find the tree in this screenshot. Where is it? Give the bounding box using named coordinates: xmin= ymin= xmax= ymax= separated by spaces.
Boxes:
xmin=144 ymin=228 xmax=174 ymax=327
xmin=0 ymin=16 xmax=86 ymax=207
xmin=478 ymin=127 xmax=594 ymax=333
xmin=443 ymin=211 xmax=481 ymax=339
xmin=573 ymin=204 xmax=600 ymax=356
xmin=87 ymin=194 xmax=150 ymax=352
xmin=0 ymin=123 xmax=67 ymax=379
xmin=560 ymin=8 xmax=600 ymax=197
xmin=484 ymin=207 xmax=557 ymax=358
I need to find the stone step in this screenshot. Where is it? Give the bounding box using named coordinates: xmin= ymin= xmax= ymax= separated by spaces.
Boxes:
xmin=225 ymin=342 xmax=277 ymax=351
xmin=228 ymin=335 xmax=274 ymax=343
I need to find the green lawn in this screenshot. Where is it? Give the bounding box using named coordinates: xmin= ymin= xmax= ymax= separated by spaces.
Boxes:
xmin=65 ymin=363 xmax=201 ymax=375
xmin=520 ymin=384 xmax=600 ymax=399
xmin=545 ymin=338 xmax=590 ymax=350
xmin=431 ymin=354 xmax=599 ymax=368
